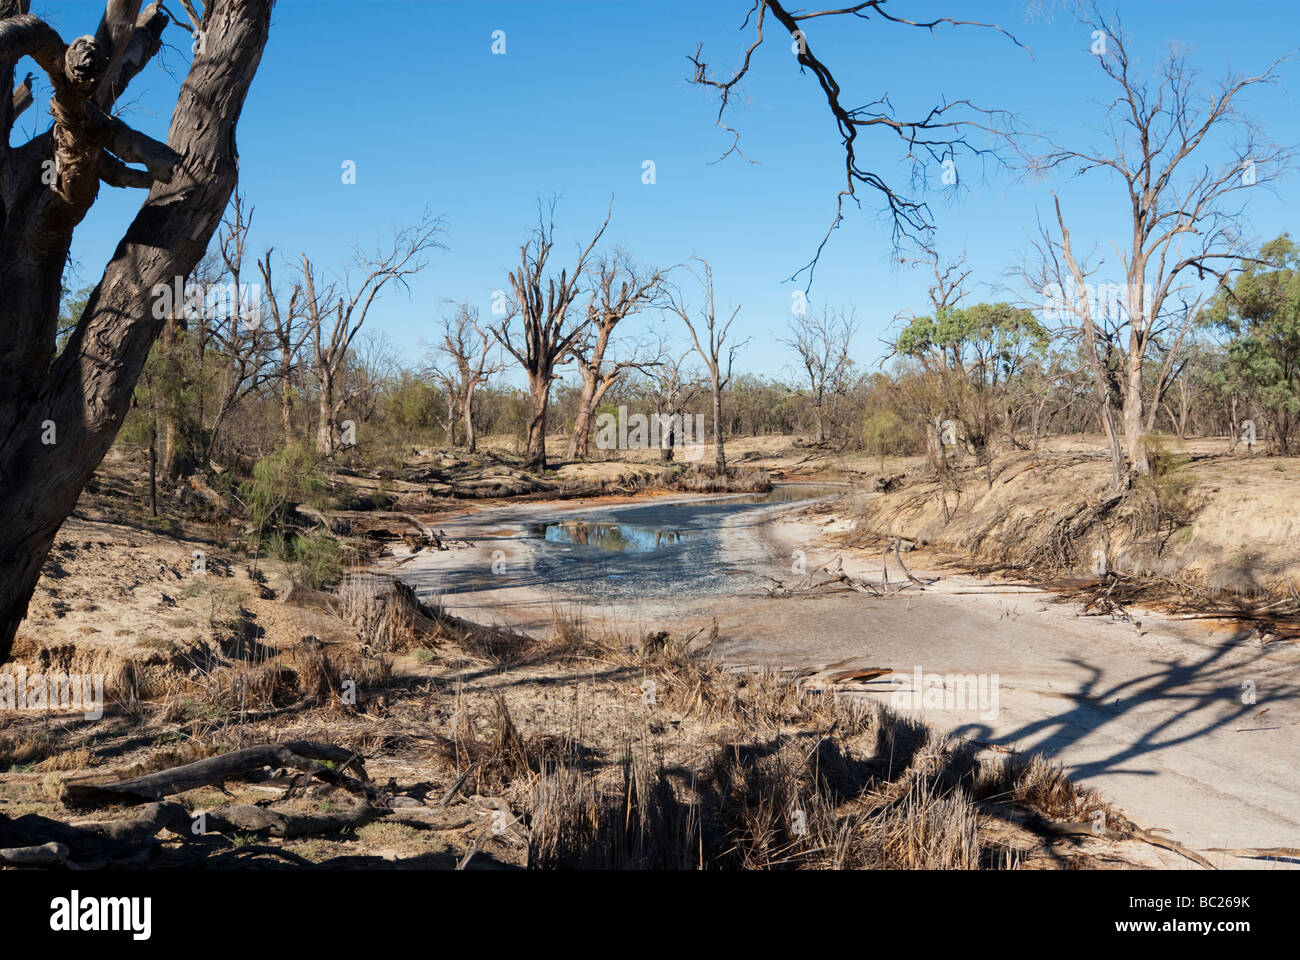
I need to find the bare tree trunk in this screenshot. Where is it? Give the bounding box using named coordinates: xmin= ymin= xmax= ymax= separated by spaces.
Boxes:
xmin=159 ymin=313 xmax=184 ymax=481
xmin=566 ymin=375 xmax=600 ymax=460
xmin=666 ymin=258 xmax=740 ymax=475
xmin=712 ymin=379 xmax=726 ymax=473
xmin=463 ymin=383 xmax=478 ymax=453
xmin=148 ymin=414 xmax=158 ymax=518
xmin=281 ymin=377 xmax=294 ymax=445
xmin=1123 ymin=349 xmax=1148 ymax=474
xmin=0 ymin=0 xmax=273 ymax=662
xmin=316 ymin=373 xmax=335 ymax=456
xmin=525 ymin=374 xmax=550 ymax=470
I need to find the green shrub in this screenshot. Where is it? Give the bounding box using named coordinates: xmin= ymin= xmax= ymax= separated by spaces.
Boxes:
xmin=293 ymin=529 xmax=345 ymax=590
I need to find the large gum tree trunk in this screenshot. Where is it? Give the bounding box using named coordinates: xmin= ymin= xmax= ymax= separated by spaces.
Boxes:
xmin=316 ymin=384 xmax=335 ymax=455
xmin=1123 ymin=348 xmax=1148 ymax=475
xmin=525 ymin=374 xmax=550 ymax=470
xmin=566 ymin=376 xmax=599 ymax=460
xmin=0 ymin=0 xmax=273 ymax=663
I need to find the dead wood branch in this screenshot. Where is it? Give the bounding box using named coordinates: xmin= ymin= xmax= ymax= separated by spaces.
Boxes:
xmin=196 ymin=800 xmax=384 ymax=839
xmin=1045 ymin=820 xmax=1215 ymax=869
xmin=0 ymin=841 xmax=69 ymax=866
xmin=1205 ymin=846 xmax=1300 ymax=862
xmin=70 ymin=801 xmax=189 ymax=843
xmin=62 ymin=741 xmax=372 ymax=807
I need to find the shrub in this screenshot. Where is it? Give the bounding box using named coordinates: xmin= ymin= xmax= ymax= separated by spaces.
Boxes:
xmin=294 ymin=529 xmax=345 ymax=590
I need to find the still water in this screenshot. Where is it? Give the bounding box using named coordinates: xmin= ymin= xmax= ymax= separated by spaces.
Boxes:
xmin=519 ymin=484 xmax=841 ymax=600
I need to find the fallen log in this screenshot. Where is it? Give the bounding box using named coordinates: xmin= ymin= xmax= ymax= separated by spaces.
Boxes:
xmin=63 ymin=742 xmax=373 ymax=807
xmin=888 ymin=537 xmax=935 ymax=588
xmin=293 ymin=503 xmax=350 ymax=535
xmin=70 ymin=801 xmax=189 ymax=843
xmin=402 ymin=514 xmax=442 ymax=547
xmin=0 ymin=841 xmax=68 ymax=866
xmin=195 ymin=801 xmax=383 ymax=839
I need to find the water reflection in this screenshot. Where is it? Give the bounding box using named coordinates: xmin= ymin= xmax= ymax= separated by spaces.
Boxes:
xmin=537 ymin=521 xmax=697 ymax=553
xmin=723 ymin=484 xmax=841 ymax=505
xmin=528 ymin=484 xmax=840 ymax=557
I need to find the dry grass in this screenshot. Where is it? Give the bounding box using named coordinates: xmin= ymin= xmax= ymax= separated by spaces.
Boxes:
xmin=0 ymin=730 xmax=52 ymax=770
xmin=1 ymin=560 xmax=1127 ymax=871
xmin=477 ymin=614 xmax=1119 ymax=870
xmin=335 ymin=573 xmax=423 ymax=653
xmin=851 ymin=442 xmax=1300 ymax=603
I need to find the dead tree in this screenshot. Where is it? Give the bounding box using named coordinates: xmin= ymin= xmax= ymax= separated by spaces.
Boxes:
xmin=257 ymin=249 xmax=307 ymax=446
xmin=665 ymin=257 xmax=744 ymax=472
xmin=689 ymin=0 xmax=1018 ymax=281
xmin=435 ymin=302 xmax=500 ymax=454
xmin=781 ymin=306 xmax=858 ymax=442
xmin=1038 ymin=7 xmax=1290 ymax=479
xmin=428 ymin=363 xmax=459 ymax=448
xmin=566 ymin=252 xmax=666 ymax=459
xmin=647 ymin=347 xmax=704 ymax=462
xmin=304 ymin=215 xmax=442 ymax=456
xmin=205 ymin=190 xmax=274 ymax=462
xmin=490 ymin=202 xmax=609 ymax=471
xmin=0 ymin=0 xmax=273 ymax=663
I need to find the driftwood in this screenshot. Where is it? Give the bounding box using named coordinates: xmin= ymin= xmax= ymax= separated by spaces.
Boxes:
xmin=63 ymin=741 xmax=373 ymax=807
xmin=196 ymin=801 xmax=383 ymax=838
xmin=1044 ymin=820 xmax=1216 ymax=870
xmin=70 ymin=801 xmax=189 ymax=843
xmin=1205 ymin=845 xmax=1300 ymax=862
xmin=0 ymin=743 xmax=393 ymax=866
xmin=823 ymin=667 xmax=892 ymax=684
xmin=402 ymin=514 xmax=442 ymax=547
xmin=293 ymin=503 xmax=350 ymax=535
xmin=889 ymin=537 xmax=935 ymax=588
xmin=0 ymin=811 xmax=156 ymax=863
xmin=765 ymin=547 xmax=933 ymax=599
xmin=0 ymin=841 xmax=69 ymax=866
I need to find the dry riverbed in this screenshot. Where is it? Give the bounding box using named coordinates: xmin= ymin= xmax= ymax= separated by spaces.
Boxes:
xmin=391 ymin=486 xmax=1300 ymax=868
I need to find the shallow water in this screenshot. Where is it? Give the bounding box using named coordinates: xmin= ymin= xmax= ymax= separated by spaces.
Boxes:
xmin=511 ymin=483 xmax=842 ymax=601
xmin=529 ymin=484 xmax=838 ymax=556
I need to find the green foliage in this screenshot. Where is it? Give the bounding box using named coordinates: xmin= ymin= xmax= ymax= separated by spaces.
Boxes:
xmin=242 ymin=444 xmax=348 ymax=587
xmin=1133 ymin=433 xmax=1198 ymax=537
xmin=894 ymin=302 xmax=1048 ymax=386
xmin=382 ymin=370 xmax=441 ymax=433
xmin=862 ymin=409 xmax=905 ymax=469
xmin=56 ymin=283 xmax=93 ymax=358
xmin=1203 ymin=235 xmax=1300 ymax=450
xmin=293 ymin=529 xmax=345 ymax=590
xmin=244 ymin=441 xmax=327 ymax=548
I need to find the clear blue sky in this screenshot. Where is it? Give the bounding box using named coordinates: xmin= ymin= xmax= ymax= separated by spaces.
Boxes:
xmin=27 ymin=0 xmax=1300 ymax=383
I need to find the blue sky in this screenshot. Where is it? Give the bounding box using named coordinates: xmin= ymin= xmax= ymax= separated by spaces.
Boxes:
xmin=25 ymin=0 xmax=1300 ymax=384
